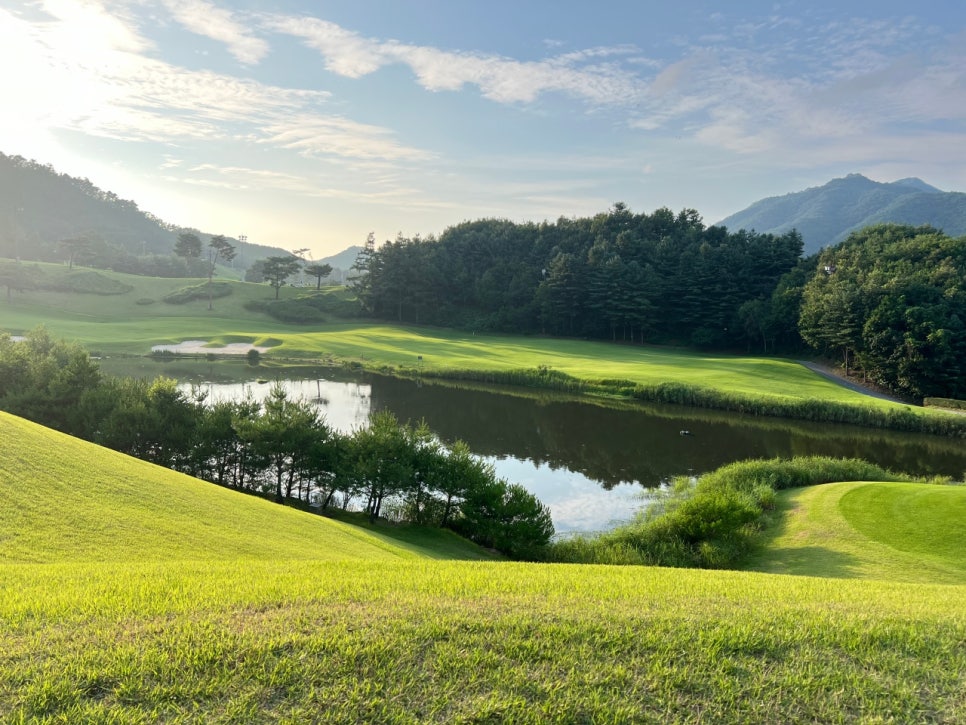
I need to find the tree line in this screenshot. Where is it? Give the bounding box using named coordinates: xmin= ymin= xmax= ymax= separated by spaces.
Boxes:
xmin=350 ymin=205 xmax=804 ymax=351
xmin=0 ymin=329 xmax=554 ymax=559
xmin=350 ymin=210 xmax=965 ymax=401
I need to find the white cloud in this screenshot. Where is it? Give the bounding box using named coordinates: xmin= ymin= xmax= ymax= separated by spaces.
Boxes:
xmin=1 ymin=0 xmax=432 ymax=167
xmin=162 ymin=0 xmax=269 ymax=65
xmin=261 ymin=115 xmax=434 ymax=162
xmin=265 ymin=13 xmax=648 ymax=106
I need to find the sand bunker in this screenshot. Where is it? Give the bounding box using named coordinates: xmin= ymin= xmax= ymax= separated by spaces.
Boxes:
xmin=151 ymin=340 xmax=271 ymax=355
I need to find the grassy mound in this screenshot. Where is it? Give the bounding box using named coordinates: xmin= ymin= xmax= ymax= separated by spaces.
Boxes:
xmin=747 ymin=481 xmax=966 ymax=583
xmin=1 ymin=413 xmax=966 ymax=721
xmin=0 ymin=411 xmax=489 ymax=563
xmin=548 ymin=457 xmax=916 ymax=569
xmin=162 ymin=281 xmax=232 ymax=304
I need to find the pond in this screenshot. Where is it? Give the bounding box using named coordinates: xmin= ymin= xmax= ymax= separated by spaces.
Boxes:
xmin=99 ymin=357 xmax=966 ymax=534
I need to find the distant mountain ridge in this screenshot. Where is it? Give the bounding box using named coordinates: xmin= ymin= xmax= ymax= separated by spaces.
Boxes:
xmin=0 ymin=151 xmax=288 ymax=269
xmin=716 ymin=174 xmax=966 ymax=255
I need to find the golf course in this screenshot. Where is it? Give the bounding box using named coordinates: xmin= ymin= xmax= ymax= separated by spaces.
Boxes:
xmin=2 ymin=262 xmax=966 ymax=721
xmin=2 ymin=264 xmax=959 ymax=421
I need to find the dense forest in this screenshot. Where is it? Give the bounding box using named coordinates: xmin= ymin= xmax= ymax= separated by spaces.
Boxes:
xmin=800 ymin=225 xmax=966 ymax=400
xmin=352 ymin=211 xmax=965 ymax=401
xmin=352 ymin=204 xmax=805 ymax=351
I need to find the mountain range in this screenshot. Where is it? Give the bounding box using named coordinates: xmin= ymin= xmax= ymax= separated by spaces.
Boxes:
xmin=3 ymin=151 xmax=964 ymax=269
xmin=716 ymin=174 xmax=966 ymax=255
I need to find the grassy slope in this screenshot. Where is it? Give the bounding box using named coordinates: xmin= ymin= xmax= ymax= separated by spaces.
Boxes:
xmin=746 ymin=481 xmax=966 ymax=583
xmin=0 ymin=263 xmax=918 ymax=412
xmin=1 ymin=411 xmax=966 ymax=721
xmin=0 ymin=412 xmax=491 ymax=563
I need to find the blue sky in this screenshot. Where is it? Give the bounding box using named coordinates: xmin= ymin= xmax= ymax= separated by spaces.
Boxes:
xmin=2 ymin=1 xmax=964 ymax=257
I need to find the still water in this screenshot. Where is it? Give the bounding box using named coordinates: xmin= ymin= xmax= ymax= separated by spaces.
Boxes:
xmin=100 ymin=358 xmax=966 ymax=534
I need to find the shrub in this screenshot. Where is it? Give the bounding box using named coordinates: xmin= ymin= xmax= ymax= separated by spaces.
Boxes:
xmin=453 ymin=480 xmax=554 ymax=560
xmin=244 ymin=298 xmax=327 ymax=324
xmin=163 ymin=282 xmax=231 ymax=304
xmin=32 ymin=269 xmax=133 ymax=295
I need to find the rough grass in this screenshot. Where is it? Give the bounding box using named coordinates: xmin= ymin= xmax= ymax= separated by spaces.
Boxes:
xmin=2 ymin=411 xmax=966 ymax=721
xmin=746 ymin=481 xmax=966 ymax=583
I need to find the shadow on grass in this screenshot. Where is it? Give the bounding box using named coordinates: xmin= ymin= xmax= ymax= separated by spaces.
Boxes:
xmin=751 ymin=545 xmax=863 ymax=579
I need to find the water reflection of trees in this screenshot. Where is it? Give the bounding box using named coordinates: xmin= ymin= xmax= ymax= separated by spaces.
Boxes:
xmin=101 ymin=360 xmax=966 ymax=488
xmin=368 ymin=376 xmax=966 ymax=487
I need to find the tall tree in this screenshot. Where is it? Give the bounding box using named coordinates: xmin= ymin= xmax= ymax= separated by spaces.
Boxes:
xmin=234 ymin=383 xmax=325 ymax=502
xmin=304 ymin=263 xmax=333 ymax=290
xmin=174 ymin=232 xmax=202 ymax=261
xmin=205 ymin=235 xmax=236 ymax=310
xmin=58 ymin=235 xmax=93 ymax=270
xmin=260 ymin=255 xmax=303 ymax=299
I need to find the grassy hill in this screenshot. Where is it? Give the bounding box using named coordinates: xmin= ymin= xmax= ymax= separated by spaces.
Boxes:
xmin=0 ymin=411 xmax=491 ymax=564
xmin=746 ymin=481 xmax=966 ymax=583
xmin=2 ymin=411 xmax=966 ymax=721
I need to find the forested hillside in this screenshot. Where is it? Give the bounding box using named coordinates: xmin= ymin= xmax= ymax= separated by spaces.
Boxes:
xmin=800 ymin=224 xmax=966 ymax=399
xmin=717 ymin=174 xmax=966 ymax=254
xmin=353 ymin=204 xmax=804 ymax=351
xmin=0 ymin=152 xmax=284 ymax=273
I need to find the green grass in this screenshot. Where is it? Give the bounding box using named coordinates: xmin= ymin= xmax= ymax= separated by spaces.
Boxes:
xmin=2 ymin=410 xmax=966 ymax=721
xmin=746 ymin=481 xmax=966 ymax=583
xmin=0 ymin=411 xmax=492 ymax=564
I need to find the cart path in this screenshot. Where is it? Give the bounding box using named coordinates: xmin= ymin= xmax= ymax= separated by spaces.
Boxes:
xmin=797 ymin=361 xmax=906 ymax=404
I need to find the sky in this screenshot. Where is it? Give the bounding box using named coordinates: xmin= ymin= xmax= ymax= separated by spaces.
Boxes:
xmin=2 ymin=1 xmax=965 ymax=258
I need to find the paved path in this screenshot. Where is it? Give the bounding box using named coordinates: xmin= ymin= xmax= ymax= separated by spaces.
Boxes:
xmin=797 ymin=361 xmax=907 ymax=404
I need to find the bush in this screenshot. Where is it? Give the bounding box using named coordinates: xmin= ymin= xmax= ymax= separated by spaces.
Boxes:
xmin=163 ymin=282 xmax=231 ymax=304
xmin=32 ymin=269 xmax=133 ymax=295
xmin=243 ymin=298 xmax=327 ymax=324
xmin=453 ymin=480 xmax=554 ymax=560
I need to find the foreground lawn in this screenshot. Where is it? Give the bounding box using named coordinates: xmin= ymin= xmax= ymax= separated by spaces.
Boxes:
xmin=746 ymin=481 xmax=966 ymax=583
xmin=2 ymin=412 xmax=966 ymax=721
xmin=1 ymin=560 xmax=964 ymax=723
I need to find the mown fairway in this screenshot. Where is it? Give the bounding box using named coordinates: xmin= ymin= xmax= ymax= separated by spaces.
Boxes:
xmin=2 ymin=411 xmax=966 ymax=722
xmin=0 ymin=264 xmax=915 ymax=411
xmin=747 ymin=481 xmax=966 ymax=584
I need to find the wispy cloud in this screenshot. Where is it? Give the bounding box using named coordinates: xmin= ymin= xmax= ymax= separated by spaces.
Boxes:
xmin=264 ymin=14 xmax=648 ymax=105
xmin=261 ymin=115 xmax=434 ymax=161
xmin=626 ymin=13 xmax=966 ymax=165
xmin=2 ymin=0 xmax=430 ymax=167
xmin=162 ymin=0 xmax=269 ymax=65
